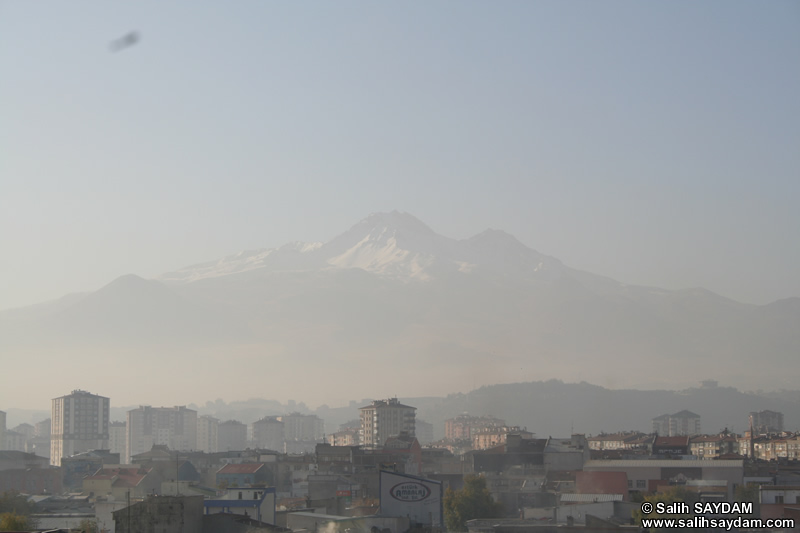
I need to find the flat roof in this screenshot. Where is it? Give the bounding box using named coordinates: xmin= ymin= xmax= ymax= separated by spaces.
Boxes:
xmin=584 ymin=460 xmax=743 ymax=468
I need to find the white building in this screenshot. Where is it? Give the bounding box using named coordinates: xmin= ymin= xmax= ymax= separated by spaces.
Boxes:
xmin=197 ymin=415 xmax=219 ymax=453
xmin=51 ymin=390 xmax=110 ymax=466
xmin=359 ymin=398 xmax=416 ymax=448
xmin=126 ymin=406 xmax=197 ymax=462
xmin=109 ymin=421 xmax=127 ymax=458
xmin=0 ymin=410 xmax=6 ymax=451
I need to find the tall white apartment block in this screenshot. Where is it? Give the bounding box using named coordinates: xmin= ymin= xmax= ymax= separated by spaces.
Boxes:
xmin=108 ymin=421 xmax=127 ymax=459
xmin=359 ymin=398 xmax=416 ymax=448
xmin=197 ymin=415 xmax=219 ymax=453
xmin=0 ymin=410 xmax=6 ymax=451
xmin=126 ymin=406 xmax=197 ymax=462
xmin=50 ymin=390 xmax=110 ymax=466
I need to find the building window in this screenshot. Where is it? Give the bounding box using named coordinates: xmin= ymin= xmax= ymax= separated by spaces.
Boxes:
xmin=636 ymin=480 xmax=646 ymax=489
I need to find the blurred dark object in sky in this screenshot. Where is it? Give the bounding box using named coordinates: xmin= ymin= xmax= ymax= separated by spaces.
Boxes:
xmin=110 ymin=31 xmax=140 ymax=52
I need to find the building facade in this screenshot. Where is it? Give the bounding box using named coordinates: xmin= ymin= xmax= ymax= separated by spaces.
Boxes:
xmin=359 ymin=398 xmax=416 ymax=448
xmin=197 ymin=415 xmax=219 ymax=453
xmin=218 ymin=420 xmax=247 ymax=452
xmin=750 ymin=410 xmax=784 ymax=434
xmin=280 ymin=413 xmax=324 ymax=442
xmin=126 ymin=406 xmax=197 ymax=462
xmin=652 ymin=410 xmax=701 ymax=437
xmin=109 ymin=421 xmax=127 ymax=459
xmin=252 ymin=416 xmax=285 ymax=451
xmin=445 ymin=414 xmax=506 ymax=441
xmin=0 ymin=411 xmax=5 ymax=452
xmin=50 ymin=390 xmax=110 ymax=466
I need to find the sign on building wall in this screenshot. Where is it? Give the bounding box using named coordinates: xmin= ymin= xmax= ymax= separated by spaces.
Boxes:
xmin=379 ymin=470 xmax=442 ymax=526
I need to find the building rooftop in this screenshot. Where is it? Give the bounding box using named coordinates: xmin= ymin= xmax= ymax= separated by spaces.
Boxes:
xmin=359 ymin=398 xmax=415 ymax=410
xmin=217 ymin=463 xmax=265 ymax=474
xmin=654 ymin=436 xmax=690 ymax=447
xmin=561 ymin=493 xmax=623 ymax=503
xmin=585 ymin=459 xmax=743 ymax=468
xmin=85 ymin=466 xmax=151 ymax=488
xmin=53 ymin=390 xmax=108 ymax=400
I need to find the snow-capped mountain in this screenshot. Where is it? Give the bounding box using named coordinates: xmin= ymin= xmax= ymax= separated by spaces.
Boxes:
xmin=2 ymin=211 xmax=799 ymax=404
xmin=159 ymin=241 xmax=324 ymax=283
xmin=159 ymin=211 xmax=567 ymax=284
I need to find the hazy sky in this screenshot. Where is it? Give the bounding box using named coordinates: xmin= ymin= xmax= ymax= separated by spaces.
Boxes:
xmin=2 ymin=1 xmax=798 ymax=310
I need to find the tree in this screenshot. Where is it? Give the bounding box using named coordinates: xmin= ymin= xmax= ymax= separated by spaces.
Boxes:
xmin=734 ymin=483 xmax=759 ymax=504
xmin=0 ymin=490 xmax=37 ymax=515
xmin=632 ymin=486 xmax=696 ymax=532
xmin=444 ymin=474 xmax=503 ymax=531
xmin=0 ymin=512 xmax=33 ymax=530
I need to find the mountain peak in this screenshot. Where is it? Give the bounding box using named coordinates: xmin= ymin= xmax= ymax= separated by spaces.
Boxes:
xmin=469 ymin=228 xmax=526 ymax=247
xmin=101 ymin=273 xmax=152 ymax=290
xmin=358 ymin=211 xmax=435 ymax=235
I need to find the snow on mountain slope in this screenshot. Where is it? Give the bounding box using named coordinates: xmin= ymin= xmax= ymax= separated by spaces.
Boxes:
xmin=159 ymin=241 xmax=323 ymax=283
xmin=160 ymin=211 xmax=569 ymax=284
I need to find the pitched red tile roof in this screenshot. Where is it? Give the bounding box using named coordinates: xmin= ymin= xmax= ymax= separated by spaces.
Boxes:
xmin=85 ymin=466 xmax=151 ymax=488
xmin=217 ymin=463 xmax=264 ymax=474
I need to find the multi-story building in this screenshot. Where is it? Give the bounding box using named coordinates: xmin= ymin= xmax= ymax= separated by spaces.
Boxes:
xmin=741 ymin=433 xmax=800 ymax=461
xmin=126 ymin=406 xmax=197 ymax=463
xmin=445 ymin=414 xmax=506 ymax=441
xmin=415 ymin=419 xmax=434 ymax=445
xmin=197 ymin=415 xmax=219 ymax=453
xmin=35 ymin=419 xmax=51 ymax=439
xmin=12 ymin=423 xmax=35 ymax=441
xmin=689 ymin=433 xmax=739 ymax=459
xmin=652 ymin=410 xmax=701 ymax=436
xmin=588 ymin=432 xmax=649 ymax=451
xmin=279 ymin=413 xmax=324 ymax=454
xmin=279 ymin=413 xmax=323 ymax=442
xmin=326 ymin=428 xmax=359 ymax=446
xmin=5 ymin=431 xmax=25 ymax=452
xmin=109 ymin=421 xmax=127 ymax=459
xmin=26 ymin=419 xmax=52 ymax=457
xmin=0 ymin=411 xmax=6 ymax=451
xmin=218 ymin=420 xmax=247 ymax=452
xmin=359 ymin=398 xmax=416 ymax=448
xmin=669 ymin=410 xmax=701 ymax=436
xmin=473 ymin=426 xmax=533 ymax=450
xmin=252 ymin=417 xmax=285 ymax=451
xmin=750 ymin=410 xmax=784 ymax=434
xmin=50 ymin=390 xmax=110 ymax=466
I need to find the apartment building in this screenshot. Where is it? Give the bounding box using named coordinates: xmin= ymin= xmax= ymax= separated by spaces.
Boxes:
xmin=359 ymin=398 xmax=416 ymax=448
xmin=197 ymin=415 xmax=219 ymax=453
xmin=750 ymin=410 xmax=784 ymax=434
xmin=126 ymin=406 xmax=197 ymax=462
xmin=50 ymin=390 xmax=110 ymax=466
xmin=218 ymin=420 xmax=247 ymax=452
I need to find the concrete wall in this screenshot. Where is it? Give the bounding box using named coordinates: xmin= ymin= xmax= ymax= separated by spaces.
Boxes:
xmin=114 ymin=495 xmax=204 ymax=533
